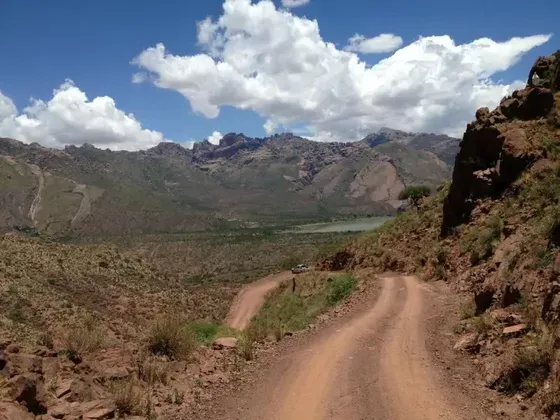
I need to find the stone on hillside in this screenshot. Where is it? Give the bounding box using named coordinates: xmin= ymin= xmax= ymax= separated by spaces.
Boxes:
xmin=80 ymin=400 xmax=115 ymax=419
xmin=0 ymin=402 xmax=35 ymax=420
xmin=5 ymin=374 xmax=47 ymax=415
xmin=55 ymin=378 xmax=74 ymax=399
xmin=502 ymin=324 xmax=528 ymax=337
xmin=212 ymin=337 xmax=238 ymax=350
xmin=48 ymin=402 xmax=71 ymax=419
xmin=6 ymin=344 xmax=20 ymax=354
xmin=453 ymin=333 xmax=480 ymax=353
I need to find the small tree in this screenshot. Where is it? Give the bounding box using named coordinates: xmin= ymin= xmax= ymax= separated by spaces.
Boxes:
xmin=398 ymin=185 xmax=431 ymax=208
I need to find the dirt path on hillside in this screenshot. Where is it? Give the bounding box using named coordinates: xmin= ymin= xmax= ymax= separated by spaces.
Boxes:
xmin=225 ymin=271 xmax=294 ymax=330
xmin=28 ymin=164 xmax=45 ymax=225
xmin=209 ymin=275 xmax=492 ymax=420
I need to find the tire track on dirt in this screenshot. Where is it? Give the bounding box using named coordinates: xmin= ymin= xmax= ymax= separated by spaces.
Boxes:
xmin=208 ymin=275 xmax=492 ymax=420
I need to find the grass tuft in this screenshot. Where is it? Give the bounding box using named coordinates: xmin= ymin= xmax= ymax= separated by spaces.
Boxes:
xmin=145 ymin=314 xmax=196 ymax=360
xmin=110 ymin=379 xmax=143 ymax=417
xmin=62 ymin=314 xmax=105 ymax=361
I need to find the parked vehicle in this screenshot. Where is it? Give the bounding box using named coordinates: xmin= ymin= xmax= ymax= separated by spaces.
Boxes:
xmin=291 ymin=264 xmax=309 ymax=274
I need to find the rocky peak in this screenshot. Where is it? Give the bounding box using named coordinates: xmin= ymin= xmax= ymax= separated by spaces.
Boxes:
xmin=147 ymin=141 xmax=192 ymax=159
xmin=441 ymin=50 xmax=560 ymax=236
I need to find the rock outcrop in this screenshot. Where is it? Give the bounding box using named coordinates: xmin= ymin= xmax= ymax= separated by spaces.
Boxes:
xmin=441 ymin=51 xmax=560 ymax=236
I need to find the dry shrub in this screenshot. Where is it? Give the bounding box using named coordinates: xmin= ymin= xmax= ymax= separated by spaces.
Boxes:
xmin=110 ymin=379 xmax=143 ymax=416
xmin=63 ymin=314 xmax=105 ymax=361
xmin=237 ymin=335 xmax=254 ymax=361
xmin=497 ymin=330 xmax=555 ymax=396
xmin=459 ymin=299 xmax=476 ymax=320
xmin=471 ymin=312 xmax=497 ymax=335
xmin=137 ymin=354 xmax=169 ymax=385
xmin=145 ymin=314 xmax=196 ymax=360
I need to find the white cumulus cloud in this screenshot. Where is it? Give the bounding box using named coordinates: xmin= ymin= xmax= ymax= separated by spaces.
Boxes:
xmin=133 ymin=0 xmax=551 ymax=142
xmin=0 ymin=80 xmax=169 ymax=150
xmin=281 ymin=0 xmax=310 ymax=8
xmin=345 ymin=33 xmax=404 ymax=54
xmin=207 ymin=131 xmax=223 ymax=145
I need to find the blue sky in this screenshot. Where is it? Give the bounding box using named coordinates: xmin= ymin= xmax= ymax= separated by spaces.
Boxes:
xmin=0 ymin=0 xmax=557 ymax=149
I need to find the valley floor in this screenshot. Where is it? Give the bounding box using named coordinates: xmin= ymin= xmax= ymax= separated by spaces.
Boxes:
xmin=197 ymin=274 xmax=538 ymax=420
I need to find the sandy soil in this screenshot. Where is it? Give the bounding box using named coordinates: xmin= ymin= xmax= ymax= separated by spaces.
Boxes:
xmin=205 ymin=275 xmax=507 ymax=420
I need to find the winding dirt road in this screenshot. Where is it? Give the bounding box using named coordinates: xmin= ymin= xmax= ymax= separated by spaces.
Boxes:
xmin=225 ymin=271 xmax=293 ymax=330
xmin=211 ymin=275 xmax=490 ymax=420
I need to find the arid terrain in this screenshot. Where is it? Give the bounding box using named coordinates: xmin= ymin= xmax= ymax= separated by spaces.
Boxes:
xmin=1 ymin=49 xmax=559 ymax=420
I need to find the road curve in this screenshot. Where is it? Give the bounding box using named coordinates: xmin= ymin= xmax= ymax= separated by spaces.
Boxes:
xmin=225 ymin=271 xmax=294 ymax=330
xmin=211 ymin=275 xmax=489 ymax=420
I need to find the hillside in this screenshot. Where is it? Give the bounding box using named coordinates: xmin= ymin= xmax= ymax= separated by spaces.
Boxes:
xmin=0 ymin=131 xmax=456 ymax=236
xmin=321 ymin=50 xmax=560 ymax=415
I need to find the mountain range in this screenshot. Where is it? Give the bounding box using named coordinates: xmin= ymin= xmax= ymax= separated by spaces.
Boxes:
xmin=0 ymin=129 xmax=459 ymax=237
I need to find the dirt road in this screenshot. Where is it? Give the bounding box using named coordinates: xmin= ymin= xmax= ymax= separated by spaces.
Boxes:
xmin=225 ymin=271 xmax=293 ymax=330
xmin=210 ymin=275 xmax=490 ymax=420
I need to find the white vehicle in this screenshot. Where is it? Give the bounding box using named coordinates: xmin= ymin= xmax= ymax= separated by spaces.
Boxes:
xmin=291 ymin=264 xmax=309 ymax=274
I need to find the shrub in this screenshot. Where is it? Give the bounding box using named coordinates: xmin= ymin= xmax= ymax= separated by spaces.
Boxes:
xmin=326 ymin=274 xmax=357 ymax=306
xmin=189 ymin=322 xmax=219 ymax=345
xmin=499 ymin=331 xmax=555 ymax=396
xmin=461 ymin=215 xmax=503 ymax=264
xmin=237 ymin=335 xmax=254 ymax=361
xmin=471 ymin=312 xmax=497 ymax=335
xmin=137 ymin=354 xmax=169 ymax=385
xmin=63 ymin=314 xmax=105 ymax=362
xmin=110 ymin=379 xmax=143 ymax=416
xmin=145 ymin=314 xmax=196 ymax=360
xmin=165 ymin=388 xmax=184 ymax=405
xmin=459 ymin=299 xmax=476 ymax=320
xmin=398 ymin=185 xmax=431 ymax=208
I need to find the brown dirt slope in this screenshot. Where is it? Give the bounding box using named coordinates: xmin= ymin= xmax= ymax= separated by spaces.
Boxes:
xmin=320 ymin=50 xmax=560 ymax=416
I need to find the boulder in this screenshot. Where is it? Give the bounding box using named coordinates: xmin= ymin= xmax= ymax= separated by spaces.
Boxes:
xmin=212 ymin=337 xmax=238 ymax=350
xmin=5 ymin=374 xmax=47 ymax=415
xmin=80 ymin=400 xmax=115 ymax=419
xmin=8 ymin=354 xmax=43 ymax=375
xmin=0 ymin=402 xmax=34 ymax=420
xmin=48 ymin=402 xmax=71 ymax=419
xmin=55 ymin=378 xmax=75 ymax=399
xmin=6 ymin=344 xmax=20 ymax=354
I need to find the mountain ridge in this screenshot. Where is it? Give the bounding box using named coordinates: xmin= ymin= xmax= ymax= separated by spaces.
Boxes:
xmin=0 ymin=129 xmax=458 ymax=237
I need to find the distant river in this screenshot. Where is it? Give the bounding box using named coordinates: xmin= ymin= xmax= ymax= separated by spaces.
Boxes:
xmin=290 ymin=216 xmax=393 ymax=233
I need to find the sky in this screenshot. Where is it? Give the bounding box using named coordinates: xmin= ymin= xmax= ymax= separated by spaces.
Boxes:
xmin=0 ymin=0 xmax=557 ymax=150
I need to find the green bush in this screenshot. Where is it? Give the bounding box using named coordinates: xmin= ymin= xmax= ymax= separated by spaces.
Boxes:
xmin=398 ymin=185 xmax=431 ymax=207
xmin=461 ymin=215 xmax=503 ymax=264
xmin=326 ymin=274 xmax=357 ymax=305
xmin=189 ymin=322 xmax=219 ymax=345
